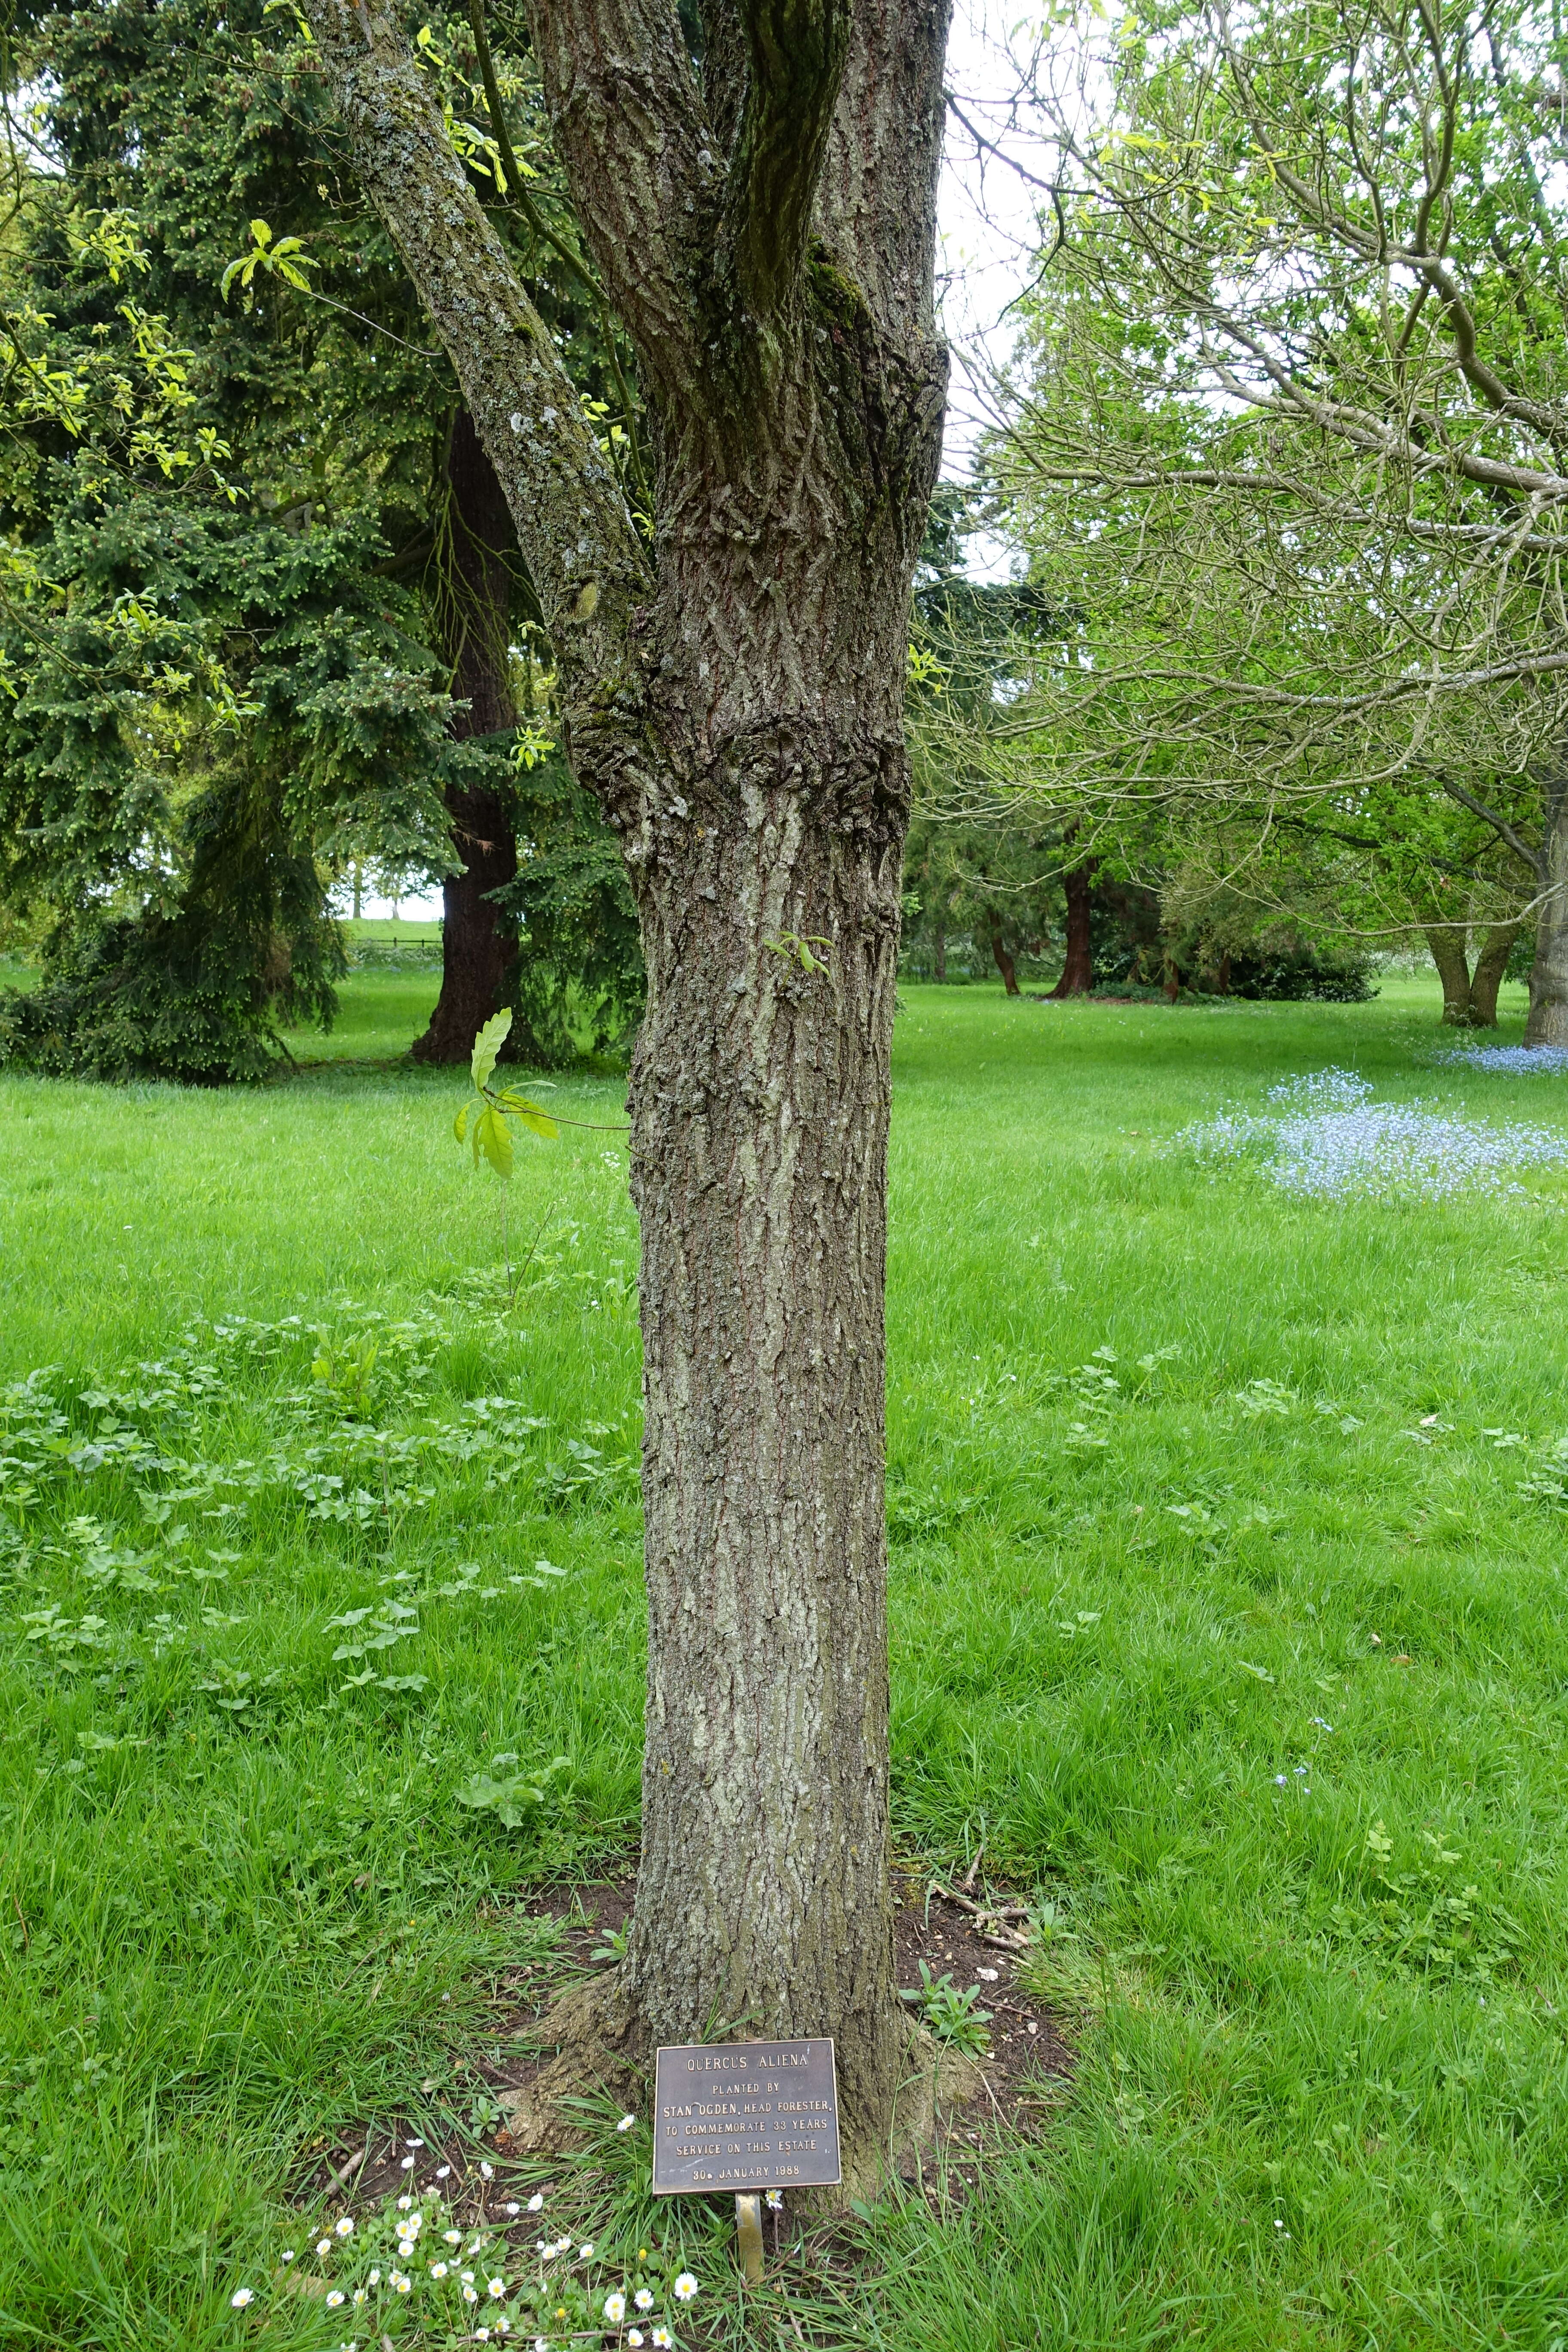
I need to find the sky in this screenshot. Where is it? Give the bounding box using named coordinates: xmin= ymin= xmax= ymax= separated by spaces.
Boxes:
xmin=937 ymin=0 xmax=1047 ymax=499
xmin=359 ymin=15 xmax=1040 ymax=922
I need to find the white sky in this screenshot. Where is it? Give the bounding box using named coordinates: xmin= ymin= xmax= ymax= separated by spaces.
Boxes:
xmin=362 ymin=18 xmax=1035 ymax=922
xmin=937 ymin=0 xmax=1045 ymax=501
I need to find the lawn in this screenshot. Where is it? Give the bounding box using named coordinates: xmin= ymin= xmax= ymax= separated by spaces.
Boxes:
xmin=4 ymin=973 xmax=1568 ymax=2349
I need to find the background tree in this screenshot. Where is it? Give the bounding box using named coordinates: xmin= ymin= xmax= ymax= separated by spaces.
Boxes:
xmin=964 ymin=0 xmax=1568 ymax=1036
xmin=0 ymin=0 xmax=640 ymax=1075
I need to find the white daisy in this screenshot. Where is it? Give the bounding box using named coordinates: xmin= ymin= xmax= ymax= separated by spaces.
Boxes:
xmin=391 ymin=2271 xmax=412 ymax=2295
xmin=674 ymin=2274 xmax=698 ymax=2302
xmin=230 ymin=2288 xmax=254 ymax=2309
xmin=603 ymin=2292 xmax=627 ymax=2322
xmin=430 ymin=2262 xmax=449 ymax=2279
xmin=628 ymin=2334 xmax=643 ymax=2347
xmin=316 ymin=2239 xmax=333 ymax=2258
xmin=489 ymin=2277 xmax=506 ymax=2297
xmin=652 ymin=2330 xmax=673 ymax=2348
xmin=326 ymin=2291 xmax=344 ymax=2309
xmin=526 ymin=2193 xmax=545 ymax=2213
xmin=635 ymin=2289 xmax=654 ymax=2310
xmin=616 ymin=2114 xmax=636 ymax=2133
xmin=335 ymin=2216 xmax=355 ymax=2237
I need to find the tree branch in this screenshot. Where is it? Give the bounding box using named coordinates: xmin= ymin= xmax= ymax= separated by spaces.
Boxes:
xmin=726 ymin=0 xmax=853 ymax=314
xmin=818 ymin=0 xmax=952 ymax=343
xmin=300 ymin=0 xmax=650 ymax=746
xmin=1431 ymin=771 xmax=1547 ymax=880
xmin=521 ymin=0 xmax=711 ymax=396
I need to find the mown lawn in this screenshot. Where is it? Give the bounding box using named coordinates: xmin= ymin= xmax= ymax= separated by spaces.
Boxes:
xmin=4 ymin=974 xmax=1568 ymax=2350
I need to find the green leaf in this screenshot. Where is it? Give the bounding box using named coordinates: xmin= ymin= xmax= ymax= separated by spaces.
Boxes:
xmin=495 ymin=1090 xmax=559 ymax=1140
xmin=453 ymin=1102 xmax=469 ymax=1143
xmin=477 ymin=1103 xmax=514 ymax=1178
xmin=471 ymin=1008 xmax=512 ymax=1092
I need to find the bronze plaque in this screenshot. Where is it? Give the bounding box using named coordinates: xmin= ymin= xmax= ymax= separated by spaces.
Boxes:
xmin=651 ymin=2037 xmax=841 ymax=2195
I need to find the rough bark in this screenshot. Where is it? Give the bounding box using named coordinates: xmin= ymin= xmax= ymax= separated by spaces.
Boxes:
xmin=1424 ymin=924 xmax=1476 ymax=1026
xmin=989 ymin=920 xmax=1020 ymax=995
xmin=1048 ymin=859 xmax=1095 ymax=997
xmin=302 ymin=0 xmax=950 ymax=2183
xmin=1527 ymin=778 xmax=1568 ymax=1045
xmin=413 ymin=409 xmax=520 ymax=1066
xmin=933 ymin=918 xmax=946 ymax=983
xmin=1468 ymin=919 xmax=1523 ymax=1028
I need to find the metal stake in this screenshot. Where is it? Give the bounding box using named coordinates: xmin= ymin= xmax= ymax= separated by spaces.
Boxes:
xmin=735 ymin=2192 xmax=763 ymax=2285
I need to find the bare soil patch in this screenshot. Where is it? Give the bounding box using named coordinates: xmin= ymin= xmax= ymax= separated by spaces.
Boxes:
xmin=308 ymin=1869 xmax=1073 ymax=2230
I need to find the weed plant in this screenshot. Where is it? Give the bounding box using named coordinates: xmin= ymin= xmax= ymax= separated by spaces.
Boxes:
xmin=2 ymin=977 xmax=1568 ymax=2346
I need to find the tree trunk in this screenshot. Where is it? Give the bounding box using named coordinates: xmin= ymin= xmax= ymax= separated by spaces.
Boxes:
xmin=305 ymin=0 xmax=951 ymax=2187
xmin=1527 ymin=779 xmax=1568 ymax=1045
xmin=933 ymin=918 xmax=946 ymax=983
xmin=1468 ymin=920 xmax=1523 ymax=1027
xmin=1048 ymin=858 xmax=1095 ymax=997
xmin=989 ymin=920 xmax=1020 ymax=995
xmin=412 ymin=409 xmax=520 ymax=1066
xmin=1424 ymin=924 xmax=1475 ymax=1026
xmin=625 ymin=790 xmax=903 ymax=2179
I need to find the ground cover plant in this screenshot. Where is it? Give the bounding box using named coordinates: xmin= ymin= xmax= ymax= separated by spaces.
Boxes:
xmin=4 ymin=977 xmax=1568 ymax=2348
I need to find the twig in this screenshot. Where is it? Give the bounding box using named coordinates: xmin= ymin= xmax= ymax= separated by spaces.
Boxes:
xmin=961 ymin=1841 xmax=985 ymax=1893
xmin=325 ymin=2141 xmax=369 ymax=2195
xmin=929 ymin=1880 xmax=1029 ymax=1920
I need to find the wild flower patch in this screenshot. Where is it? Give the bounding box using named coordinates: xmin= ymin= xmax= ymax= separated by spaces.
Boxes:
xmin=1434 ymin=1044 xmax=1568 ymax=1075
xmin=223 ymin=2178 xmax=703 ymax=2346
xmin=1178 ymin=1068 xmax=1568 ymax=1200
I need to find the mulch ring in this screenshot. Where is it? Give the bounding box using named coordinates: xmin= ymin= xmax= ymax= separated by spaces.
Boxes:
xmin=306 ymin=1870 xmax=1074 ymax=2231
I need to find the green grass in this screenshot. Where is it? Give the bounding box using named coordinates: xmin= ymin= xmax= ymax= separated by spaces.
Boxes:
xmin=4 ymin=974 xmax=1568 ymax=2349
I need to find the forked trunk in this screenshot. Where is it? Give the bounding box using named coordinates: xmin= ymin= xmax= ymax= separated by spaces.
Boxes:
xmin=1527 ymin=779 xmax=1568 ymax=1046
xmin=1049 ymin=858 xmax=1095 ymax=997
xmin=1424 ymin=924 xmax=1474 ymax=1026
xmin=624 ymin=772 xmax=903 ymax=2178
xmin=413 ymin=410 xmax=519 ymax=1066
xmin=305 ymin=0 xmax=952 ymax=2189
xmin=1469 ymin=920 xmax=1523 ymax=1028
